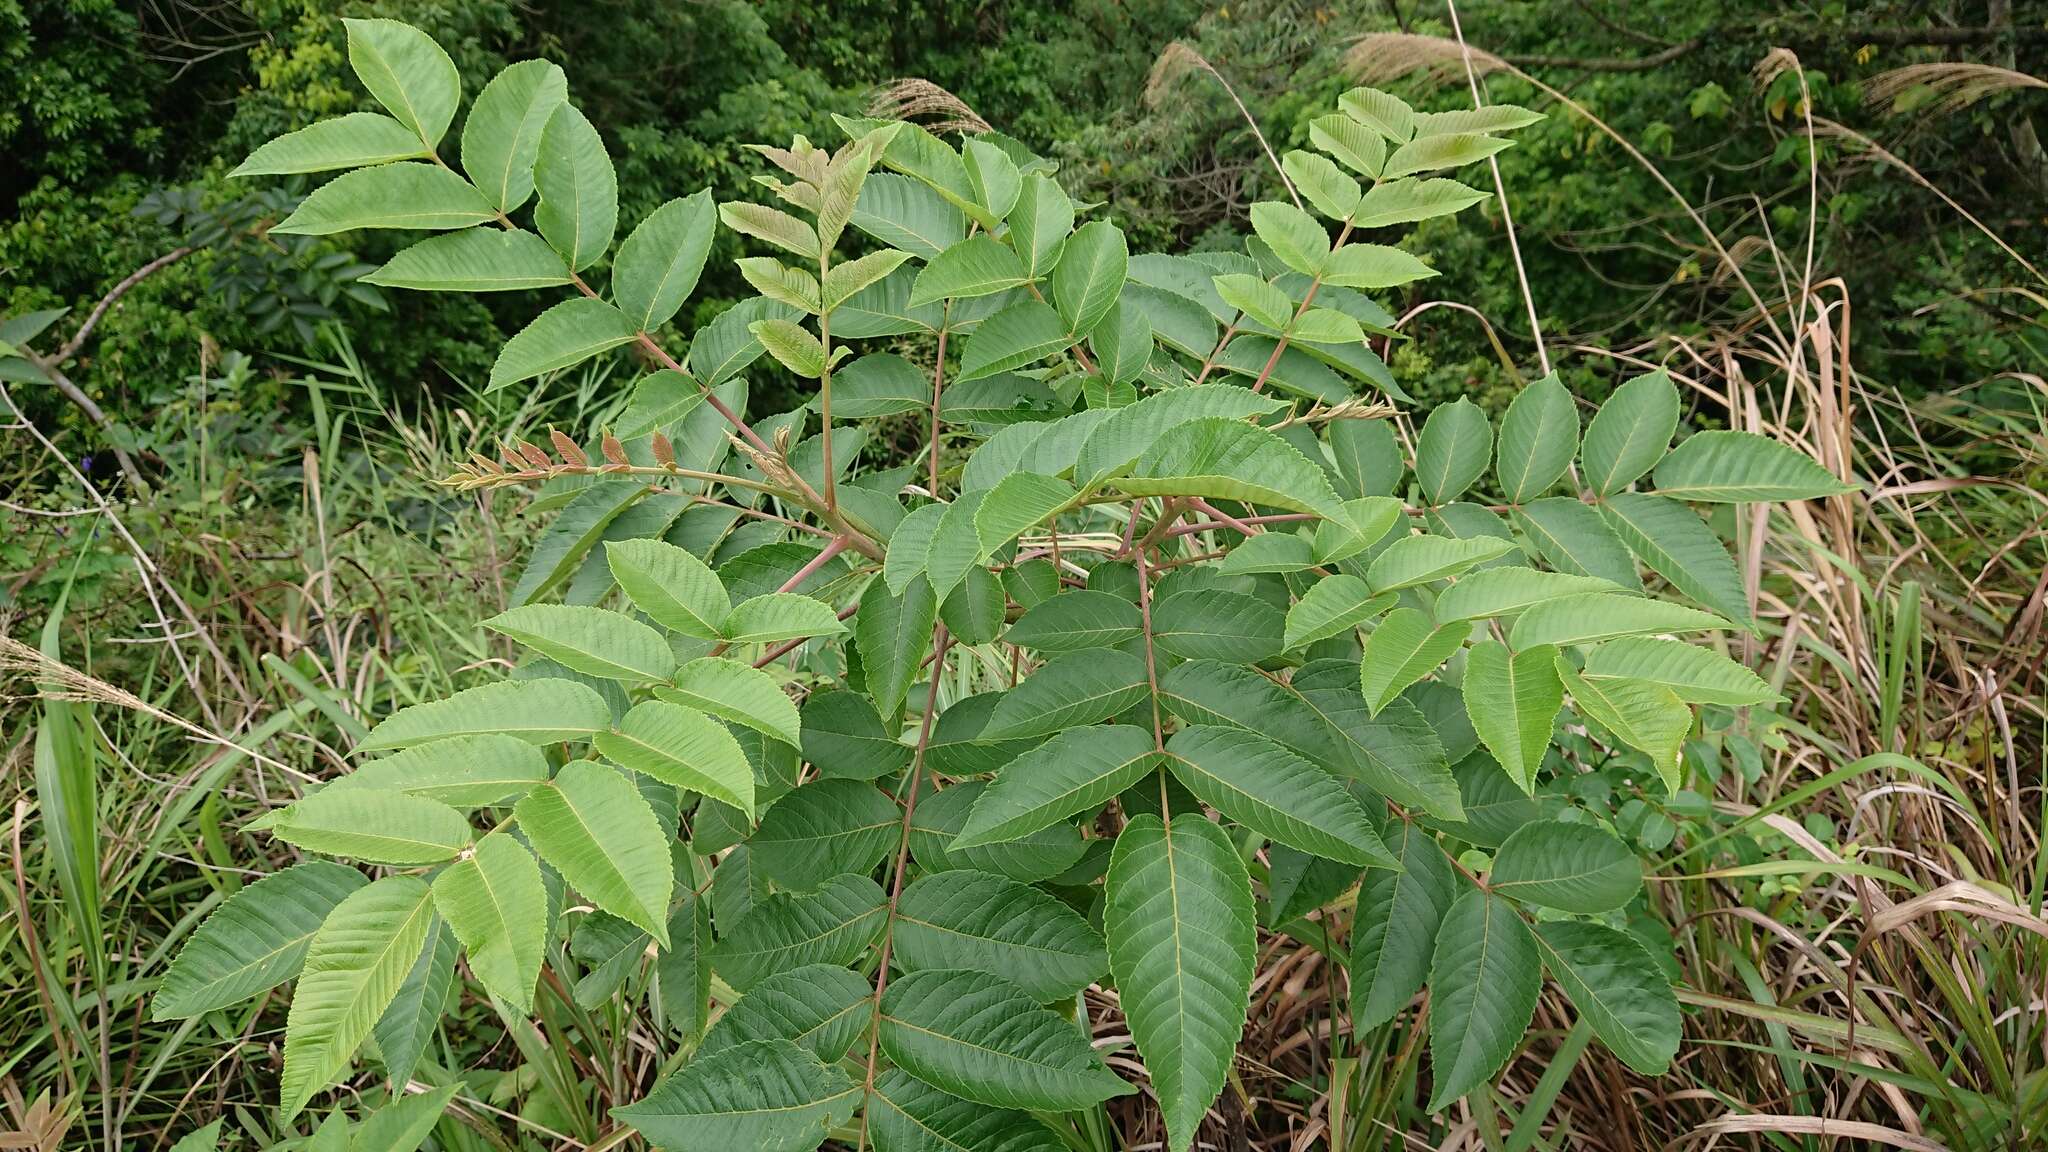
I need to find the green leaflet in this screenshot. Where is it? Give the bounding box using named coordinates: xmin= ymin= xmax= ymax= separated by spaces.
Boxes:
xmin=1597 ymin=492 xmax=1751 ymax=623
xmin=487 ymin=297 xmax=638 ymax=392
xmin=1532 ymin=922 xmax=1682 ymax=1075
xmin=1580 ymin=369 xmax=1678 ymax=495
xmin=371 ymin=921 xmax=456 ymax=1088
xmin=614 ymin=1039 xmax=858 ymax=1152
xmin=483 ymin=603 xmax=676 ymax=681
xmin=721 ymin=592 xmax=848 ymax=644
xmin=271 ymin=789 xmax=470 ymax=865
xmin=911 ymin=780 xmax=1088 ymax=883
xmin=868 ymin=1068 xmax=1065 ymax=1152
xmin=801 ymin=690 xmax=912 ymax=780
xmin=1433 ymin=568 xmax=1622 ymax=622
xmin=1652 ymin=429 xmax=1855 ymax=503
xmin=596 ymin=700 xmax=755 ymax=816
xmin=710 ymin=873 xmax=888 ymax=991
xmin=606 ymin=538 xmax=730 ymax=639
xmin=879 ymin=969 xmax=1135 ymax=1111
xmin=1426 ymin=890 xmax=1540 ymax=1110
xmin=1495 ymin=372 xmax=1578 ymax=503
xmin=659 ymin=656 xmax=803 ymax=749
xmin=940 ymin=567 xmax=1006 ymax=644
xmin=1118 ymin=417 xmax=1347 ymax=521
xmin=957 ymin=300 xmax=1074 ymax=383
xmin=615 ymin=190 xmax=718 ymax=331
xmin=1581 ymin=636 xmax=1776 ymax=706
xmin=327 ymin=733 xmax=547 ymax=808
xmin=1513 ymin=497 xmax=1643 ymax=592
xmin=980 ymin=649 xmax=1150 ymax=741
xmin=279 ymin=874 xmax=436 ymax=1118
xmin=154 ymin=861 xmax=367 ymax=1020
xmin=1149 ymin=587 xmax=1284 ymax=663
xmin=1489 ymin=820 xmax=1641 ymax=913
xmin=975 ymin=473 xmax=1076 ymax=556
xmin=514 ymin=761 xmax=674 ymax=943
xmin=1350 ymin=821 xmax=1459 ymax=1030
xmin=271 ymin=163 xmax=494 ymax=235
xmin=893 ymin=869 xmax=1109 ymax=1000
xmin=697 ymin=963 xmax=872 ymax=1061
xmin=856 ymin=574 xmax=940 ymax=719
xmin=658 ymin=893 xmax=716 ymax=1043
xmin=1007 ymin=172 xmax=1075 ymax=277
xmin=343 ymin=18 xmax=459 ymax=147
xmin=1165 ymin=726 xmax=1396 ymax=868
xmin=1105 ymin=815 xmax=1255 ymax=1152
xmin=351 ymin=1084 xmax=460 ymax=1152
xmin=1366 ymin=534 xmax=1516 ymax=592
xmin=232 ymin=113 xmax=429 ymax=176
xmin=360 ymin=678 xmax=611 ymax=751
xmin=1414 ymin=398 xmax=1491 ymax=505
xmin=1509 ymin=592 xmax=1731 ymax=648
xmin=955 ymin=725 xmax=1159 ymax=847
xmin=1001 ymin=589 xmax=1142 ymax=652
xmin=1358 ymin=608 xmax=1464 ymax=714
xmin=1070 ymin=383 xmax=1286 ymax=488
xmin=534 ymin=102 xmax=618 ymax=271
xmin=1556 ymin=657 xmax=1693 ymax=793
xmin=1461 ymin=641 xmax=1563 ymax=793
xmin=1051 ymin=220 xmax=1128 ymax=335
xmin=461 ymin=59 xmax=567 ymax=212
xmin=432 ymin=832 xmax=546 ymax=1011
xmin=749 ymin=779 xmax=898 ymax=892
xmin=366 ymin=228 xmax=571 ymax=291
xmin=911 ymin=235 xmax=1031 ymax=305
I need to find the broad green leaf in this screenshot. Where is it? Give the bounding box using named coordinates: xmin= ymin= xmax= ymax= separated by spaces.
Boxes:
xmin=360 ymin=678 xmax=610 ymax=751
xmin=1290 ymin=306 xmax=1365 ymax=344
xmin=533 ymin=103 xmax=618 ymax=271
xmin=654 ymin=897 xmax=715 ymax=1041
xmin=1071 ymin=383 xmax=1287 ymax=488
xmin=981 ymin=649 xmax=1149 ymax=741
xmin=1003 ymin=589 xmax=1141 ymax=652
xmin=352 ymin=1083 xmax=460 ymax=1152
xmin=741 ymin=254 xmax=823 ymax=314
xmin=1283 ymin=149 xmax=1362 ymax=220
xmin=1423 ymin=751 xmax=1563 ymax=848
xmin=1090 ymin=299 xmax=1152 ymax=386
xmin=1310 ymin=113 xmax=1386 ymax=177
xmin=955 ymin=726 xmax=1159 ymax=847
xmin=940 ymin=567 xmax=1006 ymax=645
xmin=1315 ymin=496 xmax=1405 ymax=564
xmin=894 ymin=869 xmax=1108 ymax=1000
xmin=343 ymin=18 xmax=459 ymax=146
xmin=515 ymin=761 xmax=673 ymax=942
xmin=1285 ymin=574 xmax=1395 ymax=650
xmin=154 ymin=861 xmax=366 ymax=1019
xmin=329 ymin=733 xmax=547 ymax=808
xmin=1433 ymin=568 xmax=1622 ymax=621
xmin=569 ymin=911 xmax=650 ymax=1009
xmin=1052 ymin=220 xmax=1128 ymax=335
xmin=1105 ymin=814 xmax=1254 ymax=1152
xmin=1599 ymin=492 xmax=1751 ymax=623
xmin=856 ymin=575 xmax=940 ymax=719
xmin=1350 ymin=180 xmax=1488 ymax=232
xmin=976 ymin=472 xmax=1076 ymax=555
xmin=689 ymin=300 xmax=795 ymax=385
xmin=271 ymin=163 xmax=493 ymax=234
xmin=1490 ymin=820 xmax=1640 ymax=913
xmin=710 ymin=873 xmax=888 ymax=991
xmin=751 ymin=317 xmax=827 ymax=376
xmin=1513 ymin=498 xmax=1643 ymax=592
xmin=279 ymin=875 xmax=435 ymax=1118
xmin=880 ymin=969 xmax=1134 ymax=1110
xmin=1532 ymin=922 xmax=1681 ymax=1075
xmin=659 ymin=656 xmax=803 ymax=748
xmin=615 ymin=190 xmax=717 ymax=331
xmin=1581 ymin=370 xmax=1678 ymax=495
xmin=869 ymin=1068 xmax=1065 ymax=1152
xmin=1461 ymin=641 xmax=1563 ymax=792
xmin=884 ymin=503 xmax=946 ymax=595
xmin=957 ymin=299 xmax=1074 ymax=383
xmin=1008 ymin=172 xmax=1075 ymax=277
xmin=1413 ymin=105 xmax=1545 ymax=136
xmin=1652 ymin=430 xmax=1854 ymax=502
xmin=371 ymin=921 xmax=455 ymax=1088
xmin=1217 ymin=531 xmax=1316 ymax=575
xmin=432 ymin=832 xmax=546 ymax=1011
xmin=1339 ymin=87 xmax=1416 ymax=141
xmin=801 ymin=690 xmax=910 ymax=781
xmin=1556 ymin=660 xmax=1692 ymax=793
xmin=912 ymin=235 xmax=1030 ymax=305
xmin=1166 ymin=726 xmax=1395 ymax=867
xmin=1582 ymin=636 xmax=1775 ymax=706
xmin=1509 ymin=592 xmax=1730 ymax=648
xmin=853 ymin=173 xmax=964 ymax=261
xmin=750 ymin=779 xmax=897 ymax=892
xmin=1328 ymin=419 xmax=1404 ymax=500
xmin=482 ymin=604 xmax=675 ymax=681
xmin=1319 ymin=244 xmax=1437 ymax=290
xmin=487 ymin=297 xmax=637 ymax=391
xmin=1426 ymin=890 xmax=1540 ymax=1110
xmin=606 ymin=538 xmax=730 ymax=639
xmin=366 ymin=228 xmax=570 ymax=291
xmin=1496 ymin=373 xmax=1579 ymax=503
xmin=962 ymin=137 xmax=1022 ymax=218
xmin=614 ymin=1039 xmax=858 ymax=1152
xmin=911 ymin=780 xmax=1088 ymax=883
xmin=461 ymin=59 xmax=568 ymax=212
xmin=511 ymin=481 xmax=646 ymax=604
xmin=922 ymin=491 xmax=987 ymax=599
xmin=1358 ymin=608 xmax=1464 ymax=714
xmin=1415 ymin=398 xmax=1491 ymax=505
xmin=167 ymin=1121 xmax=223 ymax=1152
xmin=1250 ymin=201 xmax=1330 ymax=275
xmin=1382 ymin=132 xmax=1512 ymax=179
xmin=596 ymin=700 xmax=755 ymax=816
xmin=1213 ymin=273 xmax=1294 ymax=330
xmin=271 ymin=789 xmax=469 ymax=865
xmin=721 ymin=202 xmax=822 ymax=260
xmin=1366 ymin=534 xmax=1516 ymax=592
xmin=1120 ymin=417 xmax=1347 ymax=521
xmin=1349 ymin=821 xmax=1458 ymax=1030
xmin=1150 ymin=588 xmax=1284 ymax=663
xmin=722 ymin=593 xmax=849 ymax=644
xmin=697 ymin=963 xmax=871 ymax=1061
xmin=232 ymin=113 xmax=427 ymax=176
xmin=824 ymin=248 xmax=915 ymax=312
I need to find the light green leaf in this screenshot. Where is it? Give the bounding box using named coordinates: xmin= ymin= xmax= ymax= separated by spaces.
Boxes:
xmin=1490 ymin=820 xmax=1640 ymax=913
xmin=360 ymin=678 xmax=611 ymax=751
xmin=1581 ymin=636 xmax=1775 ymax=706
xmin=487 ymin=297 xmax=637 ymax=391
xmin=271 ymin=163 xmax=494 ymax=235
xmin=1358 ymin=608 xmax=1464 ymax=714
xmin=1166 ymin=726 xmax=1395 ymax=867
xmin=1415 ymin=398 xmax=1492 ymax=505
xmin=1090 ymin=298 xmax=1152 ymax=386
xmin=614 ymin=1039 xmax=858 ymax=1152
xmin=1433 ymin=568 xmax=1622 ymax=621
xmin=1382 ymin=132 xmax=1513 ymax=179
xmin=1151 ymin=588 xmax=1284 ymax=663
xmin=511 ymin=481 xmax=646 ymax=604
xmin=366 ymin=228 xmax=570 ymax=291
xmin=328 ymin=733 xmax=547 ymax=808
xmin=1218 ymin=531 xmax=1316 ymax=575
xmin=1071 ymin=383 xmax=1286 ymax=488
xmin=853 ymin=173 xmax=964 ymax=261
xmin=981 ymin=649 xmax=1149 ymax=741
xmin=697 ymin=963 xmax=871 ymax=1061
xmin=371 ymin=921 xmax=455 ymax=1088
xmin=596 ymin=700 xmax=755 ymax=816
xmin=824 ymin=248 xmax=915 ymax=312
xmin=1413 ymin=105 xmax=1545 ymax=136
xmin=461 ymin=58 xmax=567 ymax=212
xmin=721 ymin=593 xmax=849 ymax=645
xmin=482 ymin=604 xmax=676 ymax=681
xmin=533 ymin=102 xmax=618 ymax=271
xmin=880 ymin=969 xmax=1134 ymax=1110
xmin=750 ymin=317 xmax=827 ymax=377
xmin=659 ymin=656 xmax=803 ymax=748
xmin=514 ymin=761 xmax=673 ymax=943
xmin=352 ymin=1084 xmax=460 ymax=1152
xmin=1328 ymin=419 xmax=1404 ymax=500
xmin=154 ymin=861 xmax=366 ymax=1019
xmin=1496 ymin=373 xmax=1579 ymax=503
xmin=343 ymin=18 xmax=459 ymax=146
xmin=1285 ymin=574 xmax=1395 ymax=650
xmin=1350 ymin=821 xmax=1458 ymax=1030
xmin=1008 ymin=172 xmax=1074 ymax=277
xmin=1283 ymin=149 xmax=1362 ymax=220
xmin=894 ymin=869 xmax=1108 ymax=1000
xmin=720 ymin=201 xmax=821 ymax=260
xmin=963 ymin=138 xmax=1023 ymax=218
xmin=1339 ymin=87 xmax=1416 ymax=142
xmin=1213 ymin=273 xmax=1294 ymax=329
xmin=279 ymin=874 xmax=435 ymax=1118
xmin=912 ymin=235 xmax=1031 ymax=305
xmin=1290 ymin=307 xmax=1365 ymax=345
xmin=1310 ymin=113 xmax=1386 ymax=177
xmin=868 ymin=1068 xmax=1065 ymax=1152
xmin=750 ymin=779 xmax=897 ymax=892
xmin=1105 ymin=814 xmax=1254 ymax=1152
xmin=957 ymin=299 xmax=1075 ymax=383
xmin=856 ymin=575 xmax=940 ymax=718
xmin=1002 ymin=589 xmax=1141 ymax=653
xmin=1509 ymin=592 xmax=1730 ymax=648
xmin=1051 ymin=220 xmax=1128 ymax=335
xmin=884 ymin=503 xmax=946 ymax=595
xmin=1351 ymin=178 xmax=1488 ymax=228
xmin=1532 ymin=922 xmax=1681 ymax=1075
xmin=1366 ymin=534 xmax=1516 ymax=592
xmin=615 ymin=190 xmax=717 ymax=331
xmin=231 ymin=113 xmax=428 ymax=176
xmin=1652 ymin=430 xmax=1854 ymax=502
xmin=975 ymin=472 xmax=1076 ymax=555
xmin=1427 ymin=890 xmax=1541 ymax=1110
xmin=1249 ymin=201 xmax=1330 ymax=275
xmin=167 ymin=1120 xmax=224 ymax=1152
xmin=1120 ymin=417 xmax=1347 ymax=521
xmin=940 ymin=567 xmax=1006 ymax=645
xmin=709 ymin=873 xmax=887 ymax=991
xmin=606 ymin=538 xmax=730 ymax=639
xmin=431 ymin=832 xmax=546 ymax=1011
xmin=1581 ymin=370 xmax=1678 ymax=495
xmin=271 ymin=789 xmax=469 ymax=865
xmin=1513 ymin=498 xmax=1642 ymax=592
xmin=1599 ymin=492 xmax=1751 ymax=623
xmin=1461 ymin=641 xmax=1563 ymax=793
xmin=1557 ymin=660 xmax=1691 ymax=792
xmin=1320 ymin=243 xmax=1437 ymax=290
xmin=955 ymin=724 xmax=1159 ymax=848
xmin=922 ymin=490 xmax=987 ymax=600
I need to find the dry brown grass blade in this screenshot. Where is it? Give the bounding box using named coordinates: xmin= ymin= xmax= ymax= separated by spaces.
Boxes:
xmin=1692 ymin=1113 xmax=1955 ymax=1151
xmin=864 ymin=78 xmax=990 ymax=136
xmin=1865 ymin=62 xmax=2048 ymax=114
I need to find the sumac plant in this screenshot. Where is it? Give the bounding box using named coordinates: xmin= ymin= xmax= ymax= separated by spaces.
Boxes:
xmin=158 ymin=19 xmax=1853 ymax=1150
